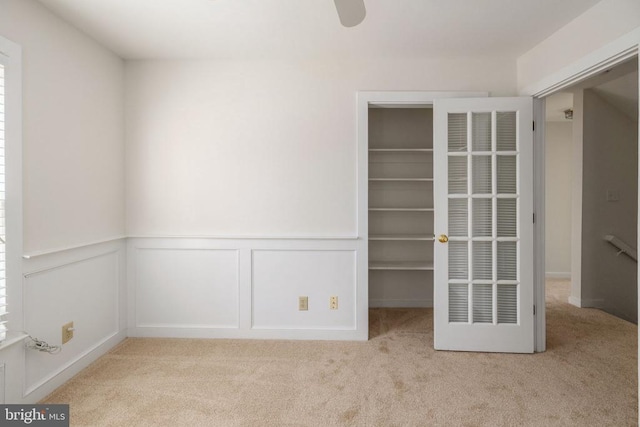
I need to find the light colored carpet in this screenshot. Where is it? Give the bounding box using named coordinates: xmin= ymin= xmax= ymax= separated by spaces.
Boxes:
xmin=43 ymin=280 xmax=637 ymax=426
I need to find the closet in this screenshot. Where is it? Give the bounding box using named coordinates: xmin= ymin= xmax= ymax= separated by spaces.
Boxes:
xmin=368 ymin=107 xmax=434 ymax=307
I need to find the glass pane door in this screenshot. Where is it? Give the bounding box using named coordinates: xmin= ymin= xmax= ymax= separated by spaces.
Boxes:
xmin=434 ymin=97 xmax=533 ymax=353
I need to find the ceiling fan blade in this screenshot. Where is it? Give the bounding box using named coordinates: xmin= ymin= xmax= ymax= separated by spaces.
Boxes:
xmin=334 ymin=0 xmax=366 ymax=28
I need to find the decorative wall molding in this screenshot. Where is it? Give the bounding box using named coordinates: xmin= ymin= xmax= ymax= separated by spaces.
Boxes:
xmin=127 ymin=237 xmax=367 ymax=341
xmin=22 ymin=235 xmax=126 ymax=259
xmin=21 ymin=239 xmax=126 ymax=401
xmin=133 ymin=247 xmax=240 ymax=329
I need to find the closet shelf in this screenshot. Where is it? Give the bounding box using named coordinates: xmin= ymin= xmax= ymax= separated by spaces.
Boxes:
xmin=370 ymin=234 xmax=434 ymax=241
xmin=369 ymin=148 xmax=433 ymax=152
xmin=369 ymin=207 xmax=434 ymax=212
xmin=369 ymin=261 xmax=434 ymax=271
xmin=368 ymin=178 xmax=433 ymax=182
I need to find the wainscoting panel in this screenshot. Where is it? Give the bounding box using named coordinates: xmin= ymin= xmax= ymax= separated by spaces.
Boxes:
xmin=252 ymin=250 xmax=356 ymax=330
xmin=135 ymin=248 xmax=239 ymax=328
xmin=23 ymin=240 xmax=125 ymax=396
xmin=128 ymin=238 xmax=366 ymax=340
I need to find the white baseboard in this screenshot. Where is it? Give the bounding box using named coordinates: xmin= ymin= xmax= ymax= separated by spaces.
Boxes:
xmin=579 ymin=298 xmax=604 ymax=308
xmin=568 ymin=296 xmax=604 ymax=308
xmin=546 ymin=272 xmax=571 ymax=280
xmin=369 ymin=299 xmax=433 ymax=308
xmin=21 ymin=330 xmax=127 ymax=403
xmin=128 ymin=327 xmax=366 ymax=341
xmin=568 ymin=296 xmax=582 ymax=307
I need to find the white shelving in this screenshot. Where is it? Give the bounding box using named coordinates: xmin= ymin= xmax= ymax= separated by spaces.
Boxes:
xmin=369 ymin=234 xmax=434 ymax=241
xmin=368 ymin=107 xmax=435 ymax=307
xmin=369 ymin=261 xmax=434 ymax=271
xmin=369 ymin=148 xmax=433 ymax=152
xmin=368 ymin=178 xmax=433 ymax=182
xmin=368 ymin=207 xmax=433 ymax=212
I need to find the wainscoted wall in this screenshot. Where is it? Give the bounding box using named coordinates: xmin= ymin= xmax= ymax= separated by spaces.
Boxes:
xmin=19 ymin=239 xmax=126 ymax=402
xmin=135 ymin=249 xmax=239 ymax=329
xmin=252 ymin=250 xmax=356 ymax=330
xmin=127 ymin=238 xmax=367 ymax=341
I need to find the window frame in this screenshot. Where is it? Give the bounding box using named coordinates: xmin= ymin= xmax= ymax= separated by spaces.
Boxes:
xmin=0 ymin=36 xmax=23 ymax=344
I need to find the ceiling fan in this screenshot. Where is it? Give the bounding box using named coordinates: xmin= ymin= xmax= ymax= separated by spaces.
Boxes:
xmin=334 ymin=0 xmax=366 ymax=27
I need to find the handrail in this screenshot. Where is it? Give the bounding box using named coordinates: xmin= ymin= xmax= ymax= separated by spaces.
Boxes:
xmin=603 ymin=235 xmax=637 ymax=262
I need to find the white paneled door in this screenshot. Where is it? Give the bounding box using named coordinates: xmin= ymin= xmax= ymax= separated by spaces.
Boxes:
xmin=433 ymin=98 xmax=534 ymax=353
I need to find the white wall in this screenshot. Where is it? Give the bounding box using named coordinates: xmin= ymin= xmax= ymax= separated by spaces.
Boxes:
xmin=579 ymin=89 xmax=638 ymax=322
xmin=123 ymin=58 xmax=515 ymax=340
xmin=125 ymin=57 xmax=516 ymax=237
xmin=517 ymin=0 xmax=640 ymax=93
xmin=0 ymin=0 xmax=126 ymax=403
xmin=545 ymin=121 xmax=573 ymax=277
xmin=0 ymin=0 xmax=125 ymax=254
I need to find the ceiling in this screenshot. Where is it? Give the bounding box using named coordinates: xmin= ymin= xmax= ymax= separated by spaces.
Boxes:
xmin=592 ymin=69 xmax=639 ymax=121
xmin=36 ymin=0 xmax=601 ymax=60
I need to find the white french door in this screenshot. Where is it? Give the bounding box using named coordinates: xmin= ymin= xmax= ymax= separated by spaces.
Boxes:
xmin=433 ymin=97 xmax=534 ymax=353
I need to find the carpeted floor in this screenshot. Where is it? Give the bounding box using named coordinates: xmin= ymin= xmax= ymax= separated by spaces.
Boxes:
xmin=43 ymin=280 xmax=637 ymax=426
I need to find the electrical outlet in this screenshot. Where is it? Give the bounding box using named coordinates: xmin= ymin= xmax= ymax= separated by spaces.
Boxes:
xmin=298 ymin=296 xmax=308 ymax=311
xmin=330 ymin=296 xmax=338 ymax=310
xmin=62 ymin=321 xmax=74 ymax=344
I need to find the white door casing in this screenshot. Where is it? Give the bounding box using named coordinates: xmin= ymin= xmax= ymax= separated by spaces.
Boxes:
xmin=433 ymin=97 xmax=534 ymax=353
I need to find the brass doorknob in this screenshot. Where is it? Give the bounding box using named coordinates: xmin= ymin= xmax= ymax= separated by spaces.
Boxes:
xmin=438 ymin=234 xmax=449 ymax=243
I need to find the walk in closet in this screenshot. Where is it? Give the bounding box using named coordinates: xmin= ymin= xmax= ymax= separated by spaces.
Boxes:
xmin=368 ymin=107 xmax=434 ymax=307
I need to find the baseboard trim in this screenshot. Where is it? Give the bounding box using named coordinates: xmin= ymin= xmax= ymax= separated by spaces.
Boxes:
xmin=568 ymin=296 xmax=604 ymax=308
xmin=579 ymin=298 xmax=604 ymax=308
xmin=22 ymin=330 xmax=127 ymax=403
xmin=369 ymin=299 xmax=433 ymax=308
xmin=546 ymin=272 xmax=571 ymax=280
xmin=129 ymin=327 xmax=366 ymax=341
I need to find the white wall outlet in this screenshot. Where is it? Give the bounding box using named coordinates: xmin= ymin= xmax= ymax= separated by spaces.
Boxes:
xmin=330 ymin=296 xmax=338 ymax=310
xmin=298 ymin=296 xmax=308 ymax=311
xmin=62 ymin=321 xmax=74 ymax=344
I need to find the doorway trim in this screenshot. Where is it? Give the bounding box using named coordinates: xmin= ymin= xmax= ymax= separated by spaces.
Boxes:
xmin=520 ymin=27 xmax=640 ymax=353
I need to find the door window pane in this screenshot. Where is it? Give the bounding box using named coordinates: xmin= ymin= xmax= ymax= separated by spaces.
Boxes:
xmin=497 ymin=198 xmax=517 ymax=237
xmin=472 ymin=156 xmax=492 ymax=194
xmin=449 ymin=284 xmax=469 ymax=323
xmin=472 ymin=198 xmax=492 ymax=237
xmin=472 ymin=113 xmax=491 ymax=152
xmin=497 ymin=284 xmax=518 ymax=324
xmin=449 ymin=241 xmax=468 ymax=280
xmin=472 ymin=241 xmax=492 ymax=280
xmin=448 ymin=113 xmax=467 ymax=152
xmin=473 ymin=284 xmax=493 ymax=323
xmin=449 ymin=198 xmax=468 ymax=237
xmin=449 ymin=156 xmax=467 ymax=194
xmin=496 ymin=112 xmax=516 ymax=151
xmin=497 ymin=241 xmax=517 ymax=281
xmin=497 ymin=155 xmax=517 ymax=194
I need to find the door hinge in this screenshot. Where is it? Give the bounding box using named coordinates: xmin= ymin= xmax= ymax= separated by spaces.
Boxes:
xmin=533 ymin=121 xmax=535 ymax=131
xmin=533 ymin=213 xmax=535 ymax=223
xmin=534 ymin=305 xmax=536 ymax=315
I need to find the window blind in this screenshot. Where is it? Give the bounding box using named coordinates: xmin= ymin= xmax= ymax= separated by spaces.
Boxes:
xmin=0 ymin=64 xmax=6 ymax=342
